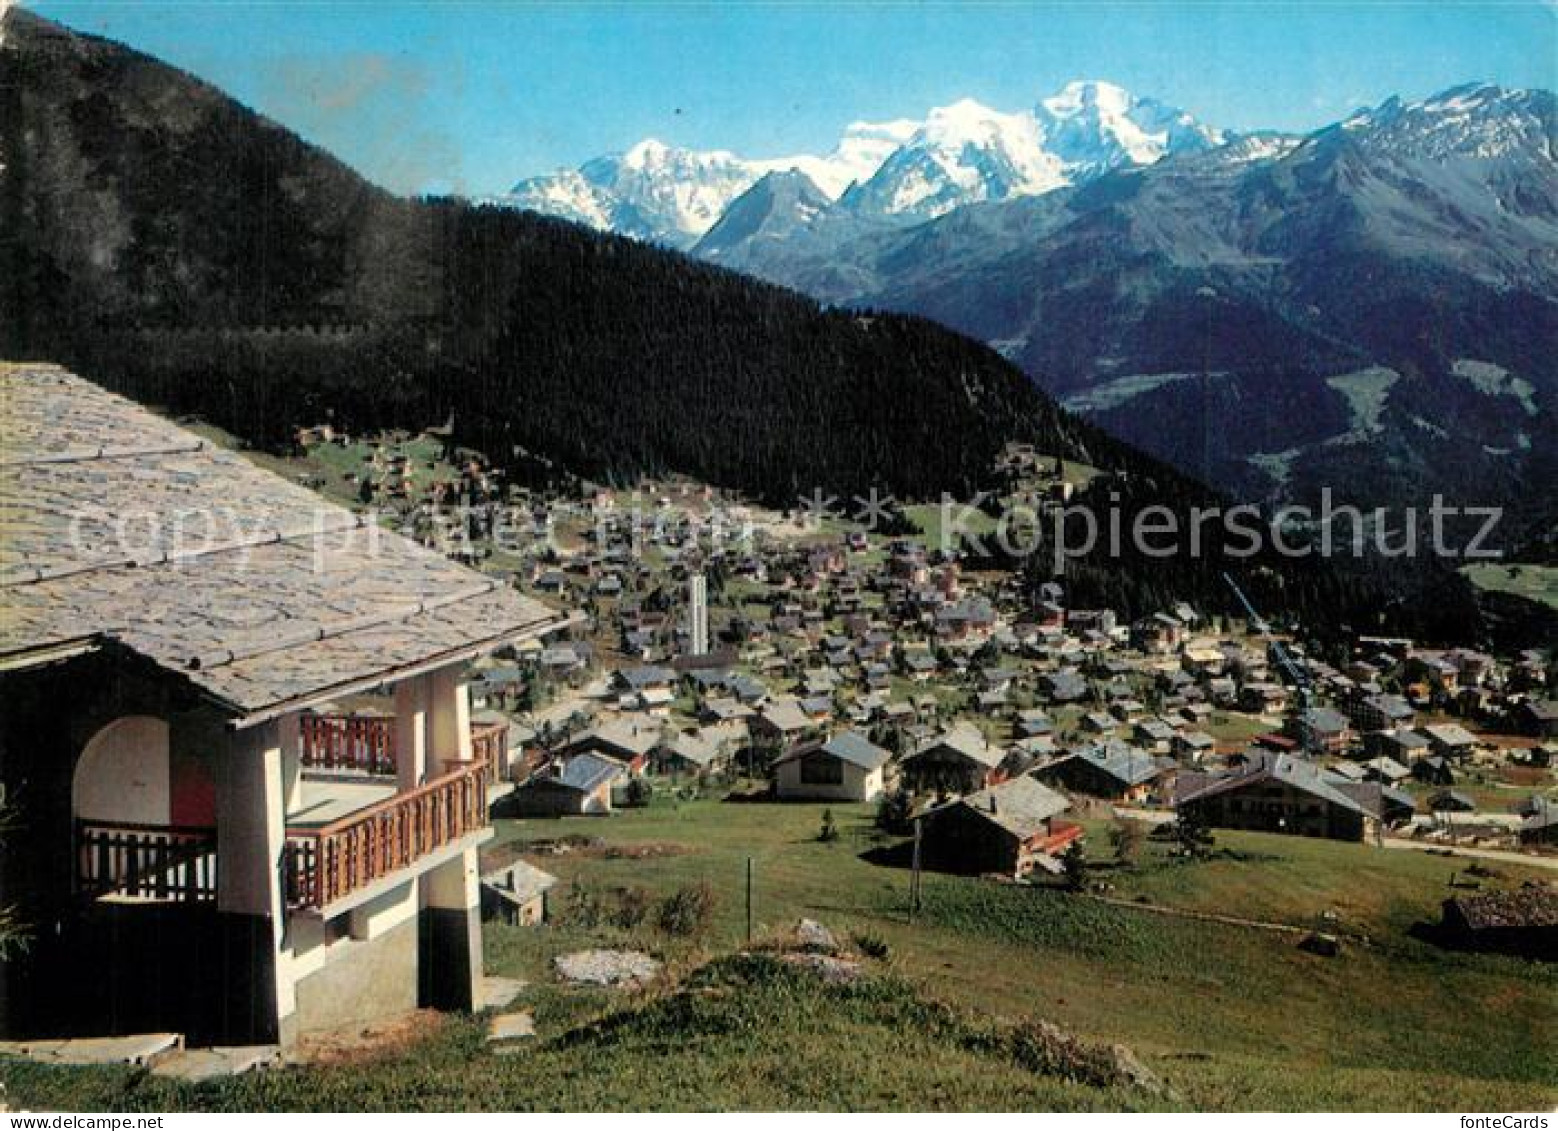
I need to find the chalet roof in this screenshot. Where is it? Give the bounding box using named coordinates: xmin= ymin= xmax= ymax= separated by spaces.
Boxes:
xmin=933 ymin=775 xmax=1069 ymax=841
xmin=557 ymin=751 xmax=627 ymax=792
xmin=911 ymin=725 xmax=1000 ymax=769
xmin=1178 ymin=752 xmax=1366 ymax=815
xmin=0 ymin=365 xmax=568 ymax=722
xmin=818 ymin=730 xmax=892 ymax=771
xmin=1061 ymin=740 xmax=1162 ymax=787
xmin=1446 ymin=887 xmax=1558 ymax=931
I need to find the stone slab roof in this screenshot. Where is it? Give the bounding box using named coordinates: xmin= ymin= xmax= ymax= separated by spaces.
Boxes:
xmin=0 ymin=364 xmax=568 ymax=719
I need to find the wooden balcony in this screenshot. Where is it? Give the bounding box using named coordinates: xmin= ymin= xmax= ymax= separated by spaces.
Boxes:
xmin=298 ymin=713 xmax=396 ymax=776
xmin=76 ymin=820 xmax=218 ymax=903
xmin=284 ymin=759 xmax=490 ymax=912
xmin=299 ymin=713 xmax=509 ymax=781
xmin=470 ymin=719 xmax=509 ymax=781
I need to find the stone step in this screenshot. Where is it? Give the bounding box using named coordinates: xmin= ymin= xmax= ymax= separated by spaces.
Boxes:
xmin=150 ymin=1044 xmax=280 ymax=1083
xmin=0 ymin=1032 xmax=183 ymax=1067
xmin=478 ymin=975 xmax=528 ymax=1011
xmin=485 ymin=1010 xmax=535 ymax=1043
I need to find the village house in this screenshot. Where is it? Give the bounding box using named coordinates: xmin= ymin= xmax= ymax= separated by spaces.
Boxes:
xmin=1438 ymin=887 xmax=1558 ymax=961
xmin=1287 ymin=706 xmax=1353 ymax=755
xmin=511 ymin=751 xmax=625 ymax=816
xmin=919 ymin=775 xmax=1079 ymax=878
xmin=1423 ymin=722 xmax=1480 ymax=761
xmin=1036 ymin=741 xmax=1165 ymax=803
xmin=1176 ymin=753 xmax=1376 ymax=842
xmin=901 ymin=725 xmax=1003 ymax=795
xmin=772 ymin=730 xmax=892 ymax=803
xmin=0 ymin=365 xmax=571 ymax=1048
xmin=560 ymin=717 xmax=660 ymax=773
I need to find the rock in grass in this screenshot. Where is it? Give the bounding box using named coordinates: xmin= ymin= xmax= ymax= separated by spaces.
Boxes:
xmin=554 ymin=949 xmax=661 ymax=987
xmin=794 ymin=918 xmax=839 ymax=953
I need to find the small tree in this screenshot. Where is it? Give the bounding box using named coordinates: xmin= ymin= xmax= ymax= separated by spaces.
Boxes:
xmin=623 ymin=775 xmax=654 ymax=809
xmin=657 ymin=880 xmax=716 ymax=937
xmin=1060 ymin=841 xmax=1090 ymax=893
xmin=1108 ymin=818 xmax=1145 ymax=868
xmin=818 ymin=808 xmax=840 ymax=843
xmin=1172 ymin=806 xmax=1216 ymax=859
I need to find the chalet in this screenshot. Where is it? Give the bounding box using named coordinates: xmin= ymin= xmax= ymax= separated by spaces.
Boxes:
xmin=772 ymin=731 xmax=892 ymax=803
xmin=1288 ymin=707 xmax=1352 ymax=755
xmin=561 ymin=718 xmax=660 ymax=773
xmin=1172 ymin=730 xmax=1216 ymax=763
xmin=919 ymin=776 xmax=1079 ymax=878
xmin=1349 ymin=693 xmax=1415 ymax=733
xmin=1365 ymin=727 xmax=1430 ymax=763
xmin=653 ymin=729 xmax=733 ymax=777
xmin=1413 ymin=754 xmax=1457 ymax=786
xmin=513 ymin=752 xmax=624 ymax=816
xmin=1131 ymin=612 xmax=1187 ymax=654
xmin=0 ymin=365 xmax=571 ymax=1048
xmin=1423 ymin=723 xmax=1479 ymax=761
xmin=901 ymin=726 xmax=1003 ymax=795
xmin=1176 ymin=753 xmax=1376 ymax=842
xmin=1240 ymin=682 xmax=1289 ymax=714
xmin=751 ymin=698 xmax=817 ymax=744
xmin=1439 ymin=887 xmax=1558 ymax=961
xmin=1036 ymin=741 xmax=1165 ymax=803
xmin=1429 ymin=789 xmax=1477 ymax=814
xmin=1334 ymin=782 xmax=1417 ymax=828
xmin=1131 ymin=718 xmax=1177 ymax=754
xmin=1516 ymin=698 xmax=1558 ymax=739
xmin=1080 ymin=711 xmax=1117 ymax=736
xmin=1520 ymin=802 xmax=1558 ymax=847
xmin=1041 ymin=669 xmax=1089 ymax=704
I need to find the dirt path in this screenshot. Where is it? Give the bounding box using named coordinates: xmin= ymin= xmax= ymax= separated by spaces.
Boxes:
xmin=1380 ymin=837 xmax=1558 ymax=872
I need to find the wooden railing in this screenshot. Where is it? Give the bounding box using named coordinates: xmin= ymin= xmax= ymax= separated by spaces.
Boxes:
xmin=284 ymin=761 xmax=490 ymax=911
xmin=470 ymin=720 xmax=509 ymax=781
xmin=299 ymin=713 xmax=396 ymax=776
xmin=77 ymin=821 xmax=218 ymax=903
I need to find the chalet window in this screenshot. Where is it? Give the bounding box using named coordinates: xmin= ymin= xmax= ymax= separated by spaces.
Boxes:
xmin=800 ymin=755 xmax=844 ymax=785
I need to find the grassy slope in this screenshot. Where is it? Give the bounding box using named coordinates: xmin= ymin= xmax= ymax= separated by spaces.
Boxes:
xmin=1462 ymin=563 xmax=1558 ymax=612
xmin=4 ymin=798 xmax=1554 ymax=1111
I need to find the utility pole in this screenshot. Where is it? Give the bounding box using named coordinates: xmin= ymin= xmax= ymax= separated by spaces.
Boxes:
xmin=745 ymin=856 xmax=754 ymax=943
xmin=909 ymin=817 xmax=923 ymax=923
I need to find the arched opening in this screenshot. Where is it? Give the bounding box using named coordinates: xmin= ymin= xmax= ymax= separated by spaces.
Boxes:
xmin=73 ymin=716 xmax=217 ymax=902
xmin=74 ymin=716 xmax=171 ymax=826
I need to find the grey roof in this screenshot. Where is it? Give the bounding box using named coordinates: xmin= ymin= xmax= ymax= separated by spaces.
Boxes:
xmin=557 ymin=751 xmax=627 ymax=792
xmin=911 ymin=725 xmax=1000 ymax=769
xmin=1063 ymin=740 xmax=1162 ymax=787
xmin=821 ymin=730 xmax=892 ymax=771
xmin=0 ymin=365 xmax=567 ymax=719
xmin=1179 ymin=752 xmax=1366 ymax=815
xmin=937 ymin=775 xmax=1069 ymax=841
xmin=483 ymin=858 xmax=557 ymax=904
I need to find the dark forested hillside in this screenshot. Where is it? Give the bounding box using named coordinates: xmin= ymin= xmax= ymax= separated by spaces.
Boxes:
xmin=2 ymin=6 xmax=1087 ymax=503
xmin=0 ymin=10 xmax=1495 ymax=641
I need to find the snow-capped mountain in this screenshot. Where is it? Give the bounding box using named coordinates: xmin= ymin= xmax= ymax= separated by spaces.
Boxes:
xmin=503 ymin=120 xmax=916 ymax=248
xmin=1034 ymin=80 xmax=1226 ymax=177
xmin=501 ymin=81 xmax=1219 ymax=244
xmin=699 ymin=83 xmax=1558 ymax=517
xmin=838 ymin=99 xmax=1067 ymax=220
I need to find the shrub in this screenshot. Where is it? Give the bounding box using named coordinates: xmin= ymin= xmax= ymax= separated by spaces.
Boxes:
xmin=1108 ymin=818 xmax=1145 ymax=868
xmin=1060 ymin=841 xmax=1089 ymax=893
xmin=612 ymin=885 xmax=653 ymax=929
xmin=875 ymin=788 xmax=914 ymax=835
xmin=818 ymin=808 xmax=840 ymax=843
xmin=852 ymin=931 xmax=891 ymax=960
xmin=657 ymin=880 xmax=716 ymax=937
xmin=560 ymin=881 xmax=603 ymax=928
xmin=623 ymin=776 xmax=654 ymax=808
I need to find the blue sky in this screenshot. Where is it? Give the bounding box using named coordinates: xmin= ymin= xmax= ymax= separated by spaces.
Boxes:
xmin=30 ymin=1 xmax=1557 ymax=196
